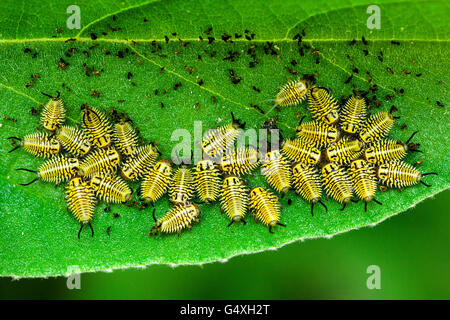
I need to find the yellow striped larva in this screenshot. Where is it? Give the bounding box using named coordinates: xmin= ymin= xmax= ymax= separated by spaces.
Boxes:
xmin=261 ymin=149 xmax=292 ymax=194
xmin=349 ymin=159 xmax=381 ymax=212
xmin=376 ymin=161 xmax=437 ymax=189
xmin=292 ymin=162 xmax=327 ymax=216
xmin=249 ymin=186 xmax=285 ymax=233
xmin=149 ymin=204 xmax=201 ymax=236
xmin=340 ymin=95 xmax=367 ymax=135
xmin=296 ymin=117 xmax=341 ymax=148
xmin=281 ymin=138 xmax=321 ymax=165
xmin=324 ymin=137 xmax=364 ymax=165
xmin=79 ymin=148 xmax=121 ymax=177
xmin=40 ymin=91 xmax=66 ymax=131
xmin=120 ymin=144 xmax=160 ymax=181
xmin=321 ymin=163 xmax=353 ymax=210
xmin=66 ymin=176 xmax=96 ymax=238
xmin=16 ymin=155 xmax=79 ymax=186
xmin=364 ymin=131 xmax=420 ymax=164
xmin=201 ymin=112 xmax=245 ymax=158
xmin=140 ymin=159 xmax=172 ymax=204
xmin=193 ymin=159 xmax=221 ymax=203
xmin=307 ymin=86 xmax=339 ymax=125
xmin=81 ymin=105 xmax=112 ymax=149
xmin=274 ymin=78 xmax=309 ymax=107
xmin=114 ymin=120 xmax=139 ymax=156
xmin=359 ymin=106 xmax=399 ymax=143
xmin=8 ymin=132 xmax=61 ymax=158
xmin=90 ymin=173 xmax=132 ymax=204
xmin=220 ymin=175 xmax=249 ymax=226
xmin=169 ymin=165 xmax=195 ymax=206
xmin=55 ymin=125 xmax=92 ymax=156
xmin=218 ymin=147 xmax=259 ymax=176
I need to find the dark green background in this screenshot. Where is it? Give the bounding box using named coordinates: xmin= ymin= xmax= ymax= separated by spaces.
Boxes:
xmin=1 ymin=189 xmax=448 ymax=299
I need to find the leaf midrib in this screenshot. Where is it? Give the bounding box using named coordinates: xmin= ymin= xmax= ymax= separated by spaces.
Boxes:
xmin=0 ymin=38 xmax=448 ymax=44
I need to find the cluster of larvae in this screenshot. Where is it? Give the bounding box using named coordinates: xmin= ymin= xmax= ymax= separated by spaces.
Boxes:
xmin=270 ymin=79 xmax=436 ymax=215
xmin=8 ymin=77 xmax=436 ymax=237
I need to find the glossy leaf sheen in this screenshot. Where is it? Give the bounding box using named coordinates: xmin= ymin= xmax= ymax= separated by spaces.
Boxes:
xmin=0 ymin=0 xmax=448 ymax=277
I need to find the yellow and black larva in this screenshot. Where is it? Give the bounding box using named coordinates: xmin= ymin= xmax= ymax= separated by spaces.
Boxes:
xmin=307 ymin=86 xmax=340 ymax=125
xmin=140 ymin=159 xmax=172 ymax=204
xmin=220 ymin=175 xmax=249 ymax=226
xmin=169 ymin=165 xmax=195 ymax=206
xmin=274 ymin=78 xmax=309 ymax=107
xmin=193 ymin=159 xmax=221 ymax=203
xmin=219 ymin=147 xmax=260 ymax=176
xmin=340 ymin=95 xmax=367 ymax=135
xmin=364 ymin=131 xmax=420 ymax=164
xmin=296 ymin=117 xmax=341 ymax=148
xmin=201 ymin=112 xmax=245 ymax=158
xmin=81 ymin=105 xmax=112 ymax=149
xmin=79 ymin=148 xmax=121 ymax=177
xmin=149 ymin=204 xmax=201 ymax=236
xmin=324 ymin=137 xmax=364 ymax=165
xmin=90 ymin=173 xmax=132 ymax=204
xmin=65 ymin=176 xmax=96 ymax=238
xmin=292 ymin=162 xmax=327 ymax=216
xmin=8 ymin=132 xmax=61 ymax=158
xmin=114 ymin=120 xmax=139 ymax=156
xmin=349 ymin=159 xmax=381 ymax=212
xmin=321 ymin=163 xmax=354 ymax=210
xmin=16 ymin=155 xmax=79 ymax=186
xmin=376 ymin=161 xmax=437 ymax=188
xmin=120 ymin=144 xmax=160 ymax=181
xmin=55 ymin=125 xmax=92 ymax=157
xmin=40 ymin=91 xmax=66 ymax=132
xmin=249 ymin=186 xmax=285 ymax=233
xmin=281 ymin=138 xmax=321 ymax=165
xmin=261 ymin=149 xmax=292 ymax=194
xmin=359 ymin=106 xmax=399 ymax=143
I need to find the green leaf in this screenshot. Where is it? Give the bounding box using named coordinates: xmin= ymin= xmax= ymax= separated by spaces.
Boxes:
xmin=0 ymin=0 xmax=448 ymax=278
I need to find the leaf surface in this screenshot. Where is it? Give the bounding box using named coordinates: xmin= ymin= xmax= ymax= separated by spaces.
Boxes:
xmin=0 ymin=0 xmax=448 ymax=277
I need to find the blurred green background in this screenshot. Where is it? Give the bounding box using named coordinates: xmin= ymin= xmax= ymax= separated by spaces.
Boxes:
xmin=1 ymin=190 xmax=448 ymax=299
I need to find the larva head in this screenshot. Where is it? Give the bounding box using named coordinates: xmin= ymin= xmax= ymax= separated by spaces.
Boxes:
xmin=292 ymin=162 xmax=303 ymax=175
xmin=328 ymin=126 xmax=341 ymax=144
xmin=376 ymin=163 xmax=389 ymax=180
xmin=321 ymin=163 xmax=339 ymax=175
xmin=350 ymin=159 xmax=366 ymax=170
xmin=120 ymin=164 xmax=135 ymax=181
xmin=363 ymin=146 xmax=377 ymax=164
xmin=323 ymin=145 xmax=336 ymax=163
xmin=196 ymin=159 xmax=215 ymax=171
xmin=263 ymin=150 xmax=281 ymax=163
xmin=68 ymin=158 xmax=80 ymax=175
xmin=106 ymin=148 xmax=121 ymax=166
xmin=79 ymin=140 xmax=93 ymax=156
xmin=69 ymin=176 xmax=84 ymax=187
xmin=223 ymin=175 xmax=240 ymax=186
xmin=155 ymin=159 xmax=172 ymax=174
xmin=250 ymin=186 xmax=265 ymax=199
xmin=89 ymin=173 xmax=103 ymax=191
xmin=42 ymin=118 xmax=58 ymax=132
xmin=307 ymin=147 xmax=321 ymax=165
xmin=359 ymin=128 xmax=373 ymax=144
xmin=50 ymin=138 xmax=62 ymax=153
xmin=275 ymin=78 xmax=309 ymax=106
xmin=341 ymin=123 xmax=357 ymax=135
